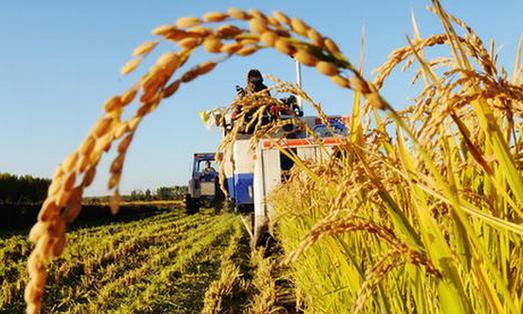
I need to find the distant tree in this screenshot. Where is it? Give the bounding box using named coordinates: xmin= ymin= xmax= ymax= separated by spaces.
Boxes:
xmin=173 ymin=185 xmax=188 ymax=200
xmin=145 ymin=189 xmax=152 ymax=200
xmin=0 ymin=172 xmax=50 ymax=203
xmin=130 ymin=189 xmax=145 ymax=201
xmin=156 ymin=187 xmax=174 ymax=200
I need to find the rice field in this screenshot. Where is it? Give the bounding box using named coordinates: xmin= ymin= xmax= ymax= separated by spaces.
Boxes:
xmin=1 ymin=208 xmax=261 ymax=313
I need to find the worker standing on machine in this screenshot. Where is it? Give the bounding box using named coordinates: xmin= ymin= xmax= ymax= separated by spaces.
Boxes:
xmin=232 ymin=69 xmax=272 ymax=133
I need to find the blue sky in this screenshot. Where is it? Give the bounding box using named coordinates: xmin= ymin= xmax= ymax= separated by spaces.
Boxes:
xmin=0 ymin=1 xmax=521 ymax=196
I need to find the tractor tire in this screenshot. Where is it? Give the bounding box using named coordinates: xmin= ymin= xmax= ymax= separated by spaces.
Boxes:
xmin=185 ymin=194 xmax=200 ymax=215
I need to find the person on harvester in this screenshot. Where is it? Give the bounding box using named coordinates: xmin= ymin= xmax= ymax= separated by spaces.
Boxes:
xmin=232 ymin=69 xmax=273 ymax=132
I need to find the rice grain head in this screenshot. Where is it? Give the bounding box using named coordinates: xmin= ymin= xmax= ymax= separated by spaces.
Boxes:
xmin=152 ymin=24 xmax=177 ymax=36
xmin=177 ymin=37 xmax=201 ymax=50
xmin=260 ymin=31 xmax=279 ymax=47
xmin=221 ymin=42 xmax=243 ymax=54
xmin=290 ymin=18 xmax=310 ymax=37
xmin=316 ymin=61 xmax=339 ymax=76
xmin=227 ymin=8 xmax=250 ymax=20
xmin=203 ymin=36 xmax=223 ymax=53
xmin=294 ymin=49 xmax=318 ymax=66
xmin=275 ymin=38 xmax=296 ymax=56
xmin=237 ymin=45 xmax=259 ymax=56
xmin=203 ymin=12 xmax=229 ymax=23
xmin=176 ymin=16 xmax=202 ymax=28
xmin=133 ymin=40 xmax=159 ymax=56
xmin=120 ymin=58 xmax=141 ymax=75
xmin=273 ymin=11 xmax=291 ymax=25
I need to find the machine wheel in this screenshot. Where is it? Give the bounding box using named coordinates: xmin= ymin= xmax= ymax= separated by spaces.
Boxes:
xmin=185 ymin=194 xmax=200 ymax=215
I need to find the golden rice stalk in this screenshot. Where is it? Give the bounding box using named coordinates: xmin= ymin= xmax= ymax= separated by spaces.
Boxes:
xmin=203 ymin=12 xmax=229 ymax=23
xmin=176 ymin=16 xmax=202 ymax=28
xmin=120 ymin=58 xmax=141 ymax=75
xmin=133 ymin=40 xmax=159 ymax=56
xmin=316 ymin=61 xmax=339 ymax=76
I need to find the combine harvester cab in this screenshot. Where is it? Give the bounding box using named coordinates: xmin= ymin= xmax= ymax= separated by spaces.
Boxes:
xmin=222 ymin=115 xmax=347 ymax=246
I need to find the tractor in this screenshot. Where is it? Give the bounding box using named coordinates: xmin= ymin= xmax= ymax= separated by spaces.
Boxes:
xmin=184 ymin=153 xmax=224 ymax=214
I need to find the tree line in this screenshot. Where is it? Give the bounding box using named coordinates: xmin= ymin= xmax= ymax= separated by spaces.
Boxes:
xmin=130 ymin=186 xmax=188 ymax=201
xmin=0 ymin=173 xmax=51 ymax=204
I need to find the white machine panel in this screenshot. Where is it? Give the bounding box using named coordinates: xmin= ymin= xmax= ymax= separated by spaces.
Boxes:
xmin=233 ymin=139 xmax=255 ymax=174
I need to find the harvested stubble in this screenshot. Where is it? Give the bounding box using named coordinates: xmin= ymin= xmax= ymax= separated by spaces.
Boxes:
xmin=24 ymin=1 xmax=523 ymax=314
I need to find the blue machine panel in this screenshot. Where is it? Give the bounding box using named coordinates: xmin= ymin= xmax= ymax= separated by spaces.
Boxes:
xmin=233 ymin=173 xmax=254 ymax=205
xmin=227 ymin=173 xmax=254 ymax=205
